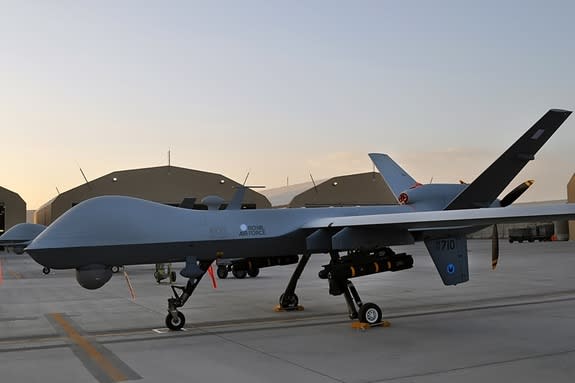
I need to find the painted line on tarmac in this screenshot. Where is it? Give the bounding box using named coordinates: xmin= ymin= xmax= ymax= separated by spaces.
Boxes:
xmin=7 ymin=269 xmax=22 ymax=279
xmin=47 ymin=313 xmax=141 ymax=383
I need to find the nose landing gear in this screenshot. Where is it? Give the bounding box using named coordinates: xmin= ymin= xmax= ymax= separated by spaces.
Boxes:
xmin=165 ymin=258 xmax=212 ymax=331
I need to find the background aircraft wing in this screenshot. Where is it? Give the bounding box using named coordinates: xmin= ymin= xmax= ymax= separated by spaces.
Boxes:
xmin=301 ymin=203 xmax=575 ymax=231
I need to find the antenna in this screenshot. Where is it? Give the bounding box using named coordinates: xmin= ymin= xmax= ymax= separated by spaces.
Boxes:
xmin=78 ymin=165 xmax=92 ymax=190
xmin=286 ymin=176 xmax=289 ymax=187
xmin=55 ymin=187 xmax=60 ymax=195
xmin=242 ymin=170 xmax=251 ymax=186
xmin=309 ymin=173 xmax=318 ymax=194
xmin=168 ymin=150 xmax=171 ymax=167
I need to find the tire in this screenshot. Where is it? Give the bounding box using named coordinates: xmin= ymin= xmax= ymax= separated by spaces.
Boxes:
xmin=279 ymin=293 xmax=299 ymax=308
xmin=165 ymin=312 xmax=185 ymax=331
xmin=359 ymin=303 xmax=382 ymax=325
xmin=217 ymin=266 xmax=228 ymax=279
xmin=42 ymin=267 xmax=51 ymax=275
xmin=154 ymin=271 xmax=162 ymax=283
xmin=232 ymin=268 xmax=247 ymax=279
xmin=111 ymin=266 xmax=120 ymax=273
xmin=170 ymin=271 xmax=177 ymax=283
xmin=247 ymin=268 xmax=260 ymax=278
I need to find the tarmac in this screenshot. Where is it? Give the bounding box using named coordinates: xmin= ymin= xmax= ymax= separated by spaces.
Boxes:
xmin=1 ymin=239 xmax=575 ymax=382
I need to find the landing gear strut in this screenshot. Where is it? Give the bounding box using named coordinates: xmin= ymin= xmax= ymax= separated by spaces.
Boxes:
xmin=165 ymin=259 xmax=212 ymax=331
xmin=326 ymin=251 xmax=383 ymax=325
xmin=277 ymin=253 xmax=311 ymax=310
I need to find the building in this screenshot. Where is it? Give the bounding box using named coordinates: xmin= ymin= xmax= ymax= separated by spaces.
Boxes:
xmin=569 ymin=174 xmax=575 ymax=240
xmin=288 ymin=172 xmax=397 ymax=208
xmin=0 ymin=186 xmax=26 ymax=233
xmin=35 ymin=165 xmax=271 ymax=225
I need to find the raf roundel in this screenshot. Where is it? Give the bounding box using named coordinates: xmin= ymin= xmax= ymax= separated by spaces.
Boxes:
xmin=240 ymin=224 xmax=248 ymax=232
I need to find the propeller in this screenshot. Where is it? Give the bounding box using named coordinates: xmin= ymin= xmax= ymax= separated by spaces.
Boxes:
xmin=491 ymin=224 xmax=499 ymax=270
xmin=500 ymin=180 xmax=534 ymax=207
xmin=491 ymin=180 xmax=535 ymax=270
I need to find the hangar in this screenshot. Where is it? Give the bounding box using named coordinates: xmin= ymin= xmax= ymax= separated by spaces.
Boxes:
xmin=0 ymin=186 xmax=26 ymax=234
xmin=288 ymin=172 xmax=397 ymax=208
xmin=569 ymin=174 xmax=575 ymax=240
xmin=34 ymin=165 xmax=271 ymax=225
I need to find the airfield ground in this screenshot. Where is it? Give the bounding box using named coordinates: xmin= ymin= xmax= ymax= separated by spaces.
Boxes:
xmin=1 ymin=240 xmax=575 ymax=382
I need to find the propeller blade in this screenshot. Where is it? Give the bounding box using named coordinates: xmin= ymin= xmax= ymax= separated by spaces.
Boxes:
xmin=500 ymin=180 xmax=534 ymax=207
xmin=492 ymin=225 xmax=499 ymax=270
xmin=0 ymin=258 xmax=4 ymax=285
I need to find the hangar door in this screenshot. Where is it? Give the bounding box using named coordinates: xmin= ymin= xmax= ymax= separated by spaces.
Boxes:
xmin=0 ymin=203 xmax=4 ymax=234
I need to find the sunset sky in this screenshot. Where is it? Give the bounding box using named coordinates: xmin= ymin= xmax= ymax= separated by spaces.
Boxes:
xmin=1 ymin=1 xmax=574 ymax=209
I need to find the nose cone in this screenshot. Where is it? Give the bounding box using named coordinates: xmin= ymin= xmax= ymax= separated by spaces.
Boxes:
xmin=27 ymin=196 xmax=179 ymax=251
xmin=25 ymin=195 xmax=199 ymax=268
xmin=0 ymin=223 xmax=46 ymax=245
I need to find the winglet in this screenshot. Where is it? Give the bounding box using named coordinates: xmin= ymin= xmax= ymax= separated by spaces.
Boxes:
xmin=445 ymin=109 xmax=572 ymax=210
xmin=369 ymin=153 xmax=418 ymax=201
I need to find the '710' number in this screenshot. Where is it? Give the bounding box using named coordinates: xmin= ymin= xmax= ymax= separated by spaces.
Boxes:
xmin=439 ymin=239 xmax=457 ymax=251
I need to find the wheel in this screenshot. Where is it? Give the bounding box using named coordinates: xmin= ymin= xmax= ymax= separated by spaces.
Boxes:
xmin=170 ymin=271 xmax=177 ymax=283
xmin=217 ymin=266 xmax=228 ymax=279
xmin=247 ymin=267 xmax=260 ymax=278
xmin=279 ymin=293 xmax=299 ymax=308
xmin=232 ymin=268 xmax=247 ymax=279
xmin=42 ymin=267 xmax=51 ymax=275
xmin=509 ymin=239 xmax=513 ymax=243
xmin=359 ymin=303 xmax=382 ymax=325
xmin=165 ymin=311 xmax=186 ymax=331
xmin=111 ymin=265 xmax=120 ymax=273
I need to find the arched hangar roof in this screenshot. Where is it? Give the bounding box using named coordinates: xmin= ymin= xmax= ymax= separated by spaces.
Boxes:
xmin=35 ymin=165 xmax=271 ymax=225
xmin=289 ymin=172 xmax=397 ymax=208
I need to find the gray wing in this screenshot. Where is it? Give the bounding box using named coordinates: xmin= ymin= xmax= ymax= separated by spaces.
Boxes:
xmin=302 ymin=203 xmax=575 ymax=231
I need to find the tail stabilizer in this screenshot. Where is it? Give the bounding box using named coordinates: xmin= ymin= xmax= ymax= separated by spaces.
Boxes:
xmin=369 ymin=153 xmax=418 ymax=202
xmin=445 ymin=109 xmax=571 ymax=210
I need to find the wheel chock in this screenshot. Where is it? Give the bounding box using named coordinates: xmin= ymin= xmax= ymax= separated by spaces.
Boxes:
xmin=352 ymin=320 xmax=391 ymax=330
xmin=274 ymin=304 xmax=304 ymax=312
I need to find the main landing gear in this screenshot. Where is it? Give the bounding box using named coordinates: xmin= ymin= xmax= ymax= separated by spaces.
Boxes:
xmin=318 ymin=248 xmax=413 ymax=325
xmin=324 ymin=251 xmax=382 ymax=325
xmin=165 ymin=257 xmax=212 ymax=331
xmin=275 ymin=250 xmax=396 ymax=324
xmin=276 ymin=253 xmax=311 ymax=311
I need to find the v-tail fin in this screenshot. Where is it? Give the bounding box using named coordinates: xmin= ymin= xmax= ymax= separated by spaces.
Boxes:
xmin=369 ymin=153 xmax=419 ymax=202
xmin=445 ymin=109 xmax=571 ymax=210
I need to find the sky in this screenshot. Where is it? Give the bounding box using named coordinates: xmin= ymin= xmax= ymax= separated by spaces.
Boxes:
xmin=1 ymin=1 xmax=574 ymax=209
